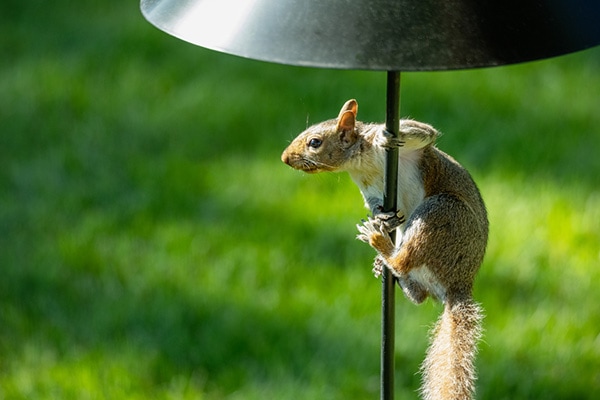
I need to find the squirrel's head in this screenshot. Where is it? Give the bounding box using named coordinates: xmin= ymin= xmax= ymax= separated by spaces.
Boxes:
xmin=281 ymin=99 xmax=361 ymax=173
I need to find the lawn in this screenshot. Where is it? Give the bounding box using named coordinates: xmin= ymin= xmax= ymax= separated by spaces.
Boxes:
xmin=1 ymin=1 xmax=599 ymax=399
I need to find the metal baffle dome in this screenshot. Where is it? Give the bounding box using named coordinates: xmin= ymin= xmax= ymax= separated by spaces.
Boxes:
xmin=140 ymin=0 xmax=600 ymax=71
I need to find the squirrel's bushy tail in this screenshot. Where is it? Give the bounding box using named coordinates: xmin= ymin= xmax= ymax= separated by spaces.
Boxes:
xmin=420 ymin=298 xmax=483 ymax=400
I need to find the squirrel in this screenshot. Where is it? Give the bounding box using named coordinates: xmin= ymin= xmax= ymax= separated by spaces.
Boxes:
xmin=281 ymin=99 xmax=488 ymax=400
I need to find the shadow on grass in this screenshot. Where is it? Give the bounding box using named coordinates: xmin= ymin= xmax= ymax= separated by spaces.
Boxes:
xmin=3 ymin=261 xmax=357 ymax=387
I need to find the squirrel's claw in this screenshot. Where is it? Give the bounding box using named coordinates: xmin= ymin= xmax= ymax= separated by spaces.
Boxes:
xmin=374 ymin=129 xmax=405 ymax=148
xmin=385 ymin=137 xmax=405 ymax=148
xmin=374 ymin=207 xmax=406 ymax=231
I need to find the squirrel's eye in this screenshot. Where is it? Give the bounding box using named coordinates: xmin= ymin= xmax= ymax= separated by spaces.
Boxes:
xmin=308 ymin=138 xmax=322 ymax=149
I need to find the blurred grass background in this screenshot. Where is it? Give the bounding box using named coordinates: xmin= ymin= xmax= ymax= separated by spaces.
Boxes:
xmin=1 ymin=1 xmax=599 ymax=399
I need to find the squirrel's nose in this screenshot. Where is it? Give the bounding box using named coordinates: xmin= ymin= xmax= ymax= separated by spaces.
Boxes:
xmin=281 ymin=152 xmax=290 ymax=165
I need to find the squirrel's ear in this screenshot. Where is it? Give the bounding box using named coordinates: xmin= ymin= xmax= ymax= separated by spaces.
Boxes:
xmin=337 ymin=99 xmax=358 ymax=120
xmin=337 ymin=110 xmax=356 ymax=133
xmin=337 ymin=110 xmax=358 ymax=146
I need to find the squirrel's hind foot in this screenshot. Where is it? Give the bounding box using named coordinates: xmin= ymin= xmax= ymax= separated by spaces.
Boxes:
xmin=372 ymin=255 xmax=386 ymax=278
xmin=356 ymin=216 xmax=396 ymax=257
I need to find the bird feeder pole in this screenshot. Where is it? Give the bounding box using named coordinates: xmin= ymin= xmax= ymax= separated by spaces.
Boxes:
xmin=382 ymin=70 xmax=400 ymax=399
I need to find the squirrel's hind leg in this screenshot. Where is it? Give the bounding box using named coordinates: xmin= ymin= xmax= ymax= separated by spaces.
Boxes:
xmin=356 ymin=217 xmax=396 ymax=258
xmin=373 ymin=255 xmax=428 ymax=304
xmin=398 ymin=276 xmax=429 ymax=304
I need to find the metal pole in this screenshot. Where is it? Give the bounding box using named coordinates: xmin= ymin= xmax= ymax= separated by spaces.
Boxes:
xmin=381 ymin=71 xmax=400 ymax=400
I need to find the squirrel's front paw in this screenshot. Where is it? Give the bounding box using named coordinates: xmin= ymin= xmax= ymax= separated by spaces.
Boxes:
xmin=374 ymin=206 xmax=405 ymax=231
xmin=375 ymin=129 xmax=405 ymax=148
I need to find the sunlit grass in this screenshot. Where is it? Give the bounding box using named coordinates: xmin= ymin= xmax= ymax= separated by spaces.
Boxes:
xmin=477 ymin=174 xmax=600 ymax=398
xmin=1 ymin=1 xmax=599 ymax=399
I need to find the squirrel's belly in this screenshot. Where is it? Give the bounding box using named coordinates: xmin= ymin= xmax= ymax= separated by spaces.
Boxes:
xmin=408 ymin=266 xmax=446 ymax=302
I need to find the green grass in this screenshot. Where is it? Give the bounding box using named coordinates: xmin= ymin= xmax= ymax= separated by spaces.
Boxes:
xmin=1 ymin=1 xmax=600 ymax=398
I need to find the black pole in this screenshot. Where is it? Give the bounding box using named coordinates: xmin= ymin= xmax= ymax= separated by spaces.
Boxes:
xmin=381 ymin=71 xmax=400 ymax=400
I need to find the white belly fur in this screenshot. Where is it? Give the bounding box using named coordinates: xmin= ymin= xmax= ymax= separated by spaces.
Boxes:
xmin=408 ymin=265 xmax=447 ymax=302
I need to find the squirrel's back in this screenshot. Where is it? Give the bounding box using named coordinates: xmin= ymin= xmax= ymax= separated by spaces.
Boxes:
xmin=421 ymin=146 xmax=487 ymax=229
